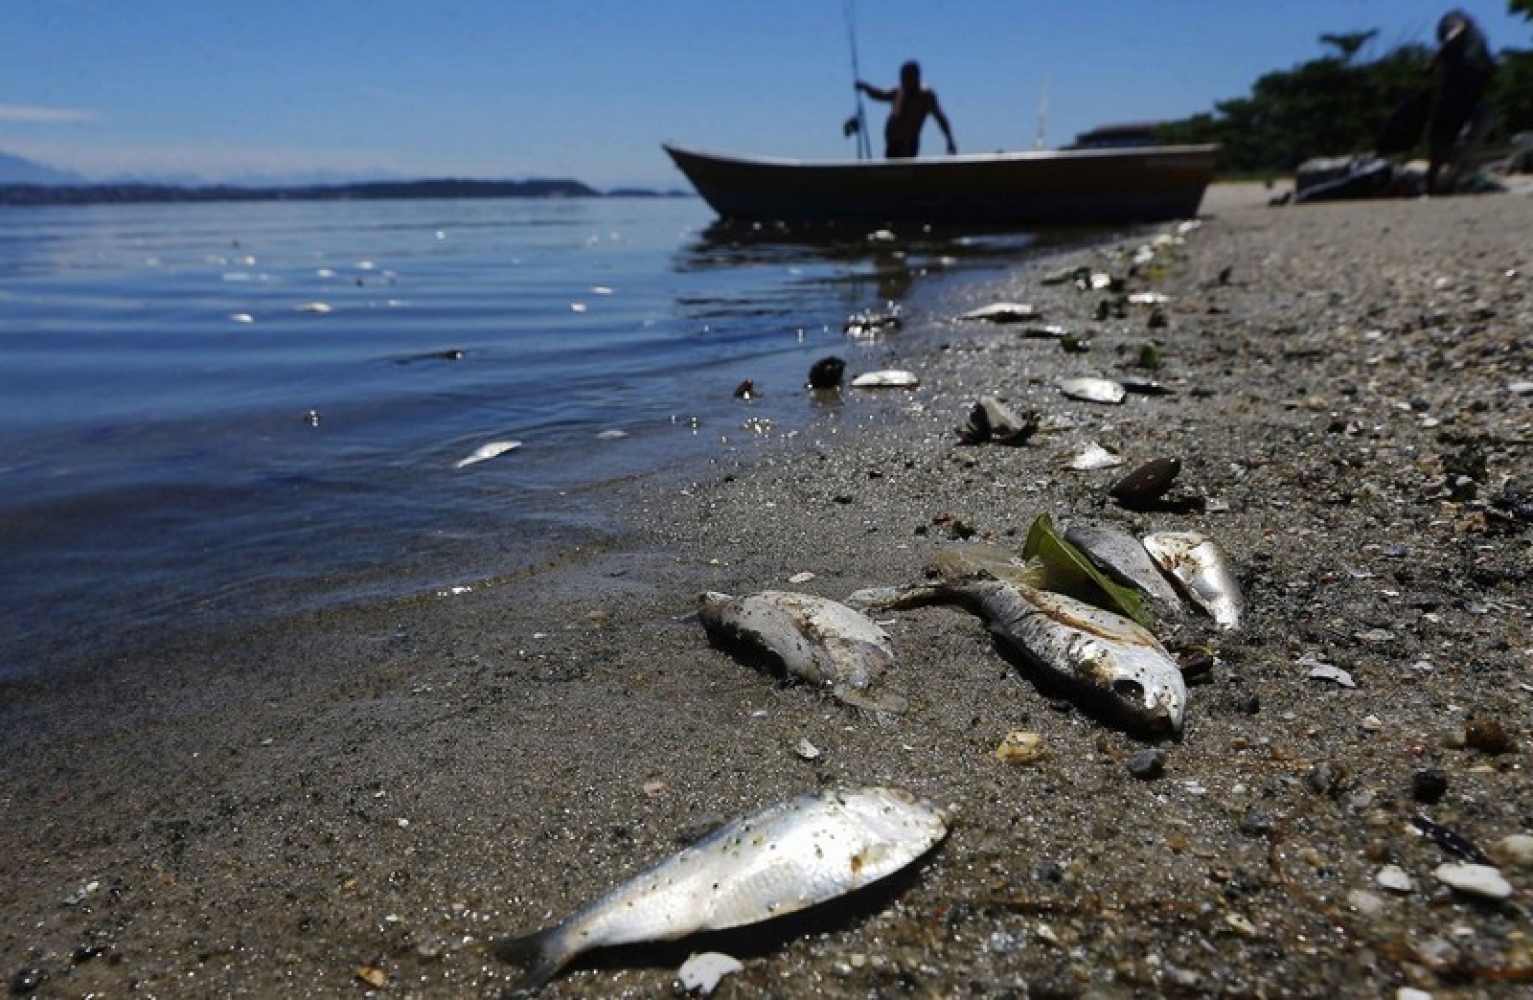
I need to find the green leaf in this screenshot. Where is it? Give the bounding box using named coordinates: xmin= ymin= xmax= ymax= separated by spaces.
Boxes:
xmin=1021 ymin=513 xmax=1154 ymax=629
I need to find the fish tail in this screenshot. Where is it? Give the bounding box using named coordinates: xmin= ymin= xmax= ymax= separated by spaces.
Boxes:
xmin=493 ymin=926 xmax=570 ymax=997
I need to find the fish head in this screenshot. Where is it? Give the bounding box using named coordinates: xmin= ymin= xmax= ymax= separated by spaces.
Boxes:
xmin=835 ymin=787 xmax=950 ymax=853
xmin=1074 ymin=639 xmax=1187 ymax=735
xmin=696 ymin=591 xmax=735 ymax=625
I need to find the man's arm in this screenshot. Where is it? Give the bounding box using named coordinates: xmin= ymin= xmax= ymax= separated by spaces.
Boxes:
xmin=931 ymin=95 xmax=957 ymax=154
xmin=857 ymin=80 xmax=895 ymax=102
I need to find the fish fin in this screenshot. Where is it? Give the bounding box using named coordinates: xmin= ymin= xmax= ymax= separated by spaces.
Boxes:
xmin=493 ymin=926 xmax=570 ymax=997
xmin=845 ymin=584 xmax=942 ymax=610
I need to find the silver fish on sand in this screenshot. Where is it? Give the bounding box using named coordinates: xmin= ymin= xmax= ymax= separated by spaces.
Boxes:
xmin=495 ymin=787 xmax=949 ymax=995
xmin=1064 ymin=521 xmax=1185 ymax=616
xmin=847 ymin=576 xmax=1186 ymax=735
xmin=1142 ymin=530 xmax=1244 ymax=630
xmin=959 ymin=301 xmax=1042 ymax=323
xmin=850 ymin=369 xmax=919 ymax=388
xmin=699 ymin=591 xmax=906 ymax=714
xmin=1058 ymin=376 xmax=1126 ymax=404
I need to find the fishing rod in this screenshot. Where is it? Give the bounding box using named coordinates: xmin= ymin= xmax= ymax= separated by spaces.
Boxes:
xmin=843 ymin=0 xmax=871 ymax=160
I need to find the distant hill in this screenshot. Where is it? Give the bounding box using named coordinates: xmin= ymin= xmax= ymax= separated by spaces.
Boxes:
xmin=0 ymin=151 xmax=86 ymax=186
xmin=0 ymin=177 xmax=607 ymax=206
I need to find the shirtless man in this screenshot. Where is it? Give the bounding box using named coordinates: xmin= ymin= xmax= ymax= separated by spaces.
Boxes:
xmin=856 ymin=61 xmax=957 ymax=159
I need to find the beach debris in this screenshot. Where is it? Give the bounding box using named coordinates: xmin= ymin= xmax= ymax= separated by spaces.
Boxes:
xmin=1376 ymin=865 xmax=1415 ymax=893
xmin=995 ymin=730 xmax=1047 ymax=765
xmin=1040 ymin=265 xmax=1087 ymax=286
xmin=229 ymin=312 xmax=254 ymax=324
xmin=1300 ymin=655 xmax=1356 ymax=688
xmin=1059 ymin=333 xmax=1092 ymax=354
xmin=1136 ymin=341 xmax=1165 ymax=369
xmin=1020 ymin=324 xmax=1069 ymax=339
xmin=959 ymin=301 xmax=1042 ymax=323
xmin=1142 ymin=531 xmax=1245 ymax=630
xmin=786 ymin=571 xmax=816 ymax=584
xmin=848 ymin=574 xmax=1184 ymax=737
xmin=454 ymin=440 xmax=522 ymax=469
xmin=494 ymin=787 xmax=949 ymax=994
xmin=733 ymin=379 xmax=757 ymax=400
xmin=1492 ymin=834 xmax=1533 ymax=869
xmin=1410 ymin=815 xmax=1494 ymax=866
xmin=1127 ymin=291 xmax=1169 ymax=306
xmin=1107 ymin=457 xmax=1181 ymax=507
xmin=303 ymin=409 xmax=321 ymax=427
xmin=355 ymin=965 xmax=388 ymax=989
xmin=676 ymin=952 xmax=744 ymax=996
xmin=1434 ymin=862 xmax=1514 ymax=901
xmin=1065 ymin=442 xmax=1124 ymax=471
xmin=807 ymin=356 xmax=846 ymax=390
xmin=698 ymin=591 xmax=905 ymax=714
xmin=1118 ymin=376 xmax=1171 ymax=396
xmin=956 ymin=396 xmax=1037 ymax=445
xmin=1058 ymin=377 xmax=1125 ymax=404
xmin=794 ymin=738 xmax=822 ymax=761
xmin=1063 ymin=521 xmax=1183 ymax=615
xmin=850 ymin=369 xmax=919 ymax=388
xmin=596 ymin=429 xmax=628 ymax=441
xmin=844 ymin=303 xmax=902 ymax=337
xmin=297 ymin=301 xmax=331 ymax=314
xmin=1021 ymin=514 xmax=1151 ymax=627
xmin=1127 ymin=748 xmax=1166 ymax=780
xmin=1462 ymin=717 xmax=1513 ymax=754
xmin=1412 ymin=769 xmax=1448 ymax=804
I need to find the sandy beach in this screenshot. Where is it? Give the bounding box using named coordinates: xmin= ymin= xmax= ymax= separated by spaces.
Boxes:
xmin=4 ymin=183 xmax=1532 ymax=999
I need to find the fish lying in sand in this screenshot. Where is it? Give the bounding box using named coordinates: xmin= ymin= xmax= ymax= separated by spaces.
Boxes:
xmin=848 ymin=576 xmax=1186 ymax=736
xmin=699 ymin=591 xmax=906 ymax=714
xmin=1142 ymin=530 xmax=1244 ymax=630
xmin=495 ymin=786 xmax=949 ymax=995
xmin=1064 ymin=521 xmax=1185 ymax=618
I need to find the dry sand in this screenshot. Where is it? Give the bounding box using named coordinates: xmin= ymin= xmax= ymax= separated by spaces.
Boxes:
xmin=4 ymin=184 xmax=1532 ymax=999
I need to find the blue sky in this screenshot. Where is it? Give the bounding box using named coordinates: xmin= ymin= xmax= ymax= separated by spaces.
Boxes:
xmin=1 ymin=1 xmax=1527 ymax=188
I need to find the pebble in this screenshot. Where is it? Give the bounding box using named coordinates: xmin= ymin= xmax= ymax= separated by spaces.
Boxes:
xmin=1433 ymin=862 xmax=1514 ymax=900
xmin=794 ymin=738 xmax=822 ymax=761
xmin=1396 ymin=989 xmax=1434 ymax=1000
xmin=1491 ymin=833 xmax=1533 ymax=868
xmin=1376 ymin=864 xmax=1415 ymax=893
xmin=995 ymin=731 xmax=1047 ymax=766
xmin=1347 ymin=889 xmax=1386 ymax=917
xmin=1463 ymin=717 xmax=1512 ymax=754
xmin=1126 ymin=748 xmax=1166 ymax=780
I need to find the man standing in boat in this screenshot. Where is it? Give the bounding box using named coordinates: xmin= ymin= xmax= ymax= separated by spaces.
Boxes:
xmin=856 ymin=60 xmax=957 ymax=158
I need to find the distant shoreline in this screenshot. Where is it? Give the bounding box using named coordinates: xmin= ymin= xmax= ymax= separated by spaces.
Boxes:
xmin=0 ymin=177 xmax=691 ymax=207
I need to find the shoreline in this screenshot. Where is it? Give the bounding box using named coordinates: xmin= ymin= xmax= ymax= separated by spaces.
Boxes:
xmin=4 ymin=185 xmax=1531 ymax=997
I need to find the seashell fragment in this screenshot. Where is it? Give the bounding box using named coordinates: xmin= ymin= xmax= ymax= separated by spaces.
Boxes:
xmin=1065 ymin=442 xmax=1124 ymax=471
xmin=1058 ymin=377 xmax=1125 ymax=404
xmin=1108 ymin=457 xmax=1181 ymax=506
xmin=957 ymin=396 xmax=1036 ymax=445
xmin=1434 ymin=862 xmax=1514 ymax=900
xmin=850 ymin=369 xmax=919 ymax=388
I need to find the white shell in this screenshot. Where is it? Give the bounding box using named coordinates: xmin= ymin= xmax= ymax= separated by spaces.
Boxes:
xmin=1058 ymin=377 xmax=1126 ymax=404
xmin=1434 ymin=862 xmax=1514 ymax=900
xmin=1065 ymin=441 xmax=1124 ymax=470
xmin=959 ymin=301 xmax=1041 ymax=323
xmin=676 ymin=952 xmax=743 ymax=995
xmin=850 ymin=369 xmax=919 ymax=388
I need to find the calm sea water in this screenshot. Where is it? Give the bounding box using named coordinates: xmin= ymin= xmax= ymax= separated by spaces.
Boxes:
xmin=0 ymin=196 xmax=1060 ymax=682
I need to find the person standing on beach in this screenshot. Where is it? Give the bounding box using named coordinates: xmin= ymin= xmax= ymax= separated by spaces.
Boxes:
xmin=1426 ymin=9 xmax=1497 ymax=193
xmin=856 ymin=60 xmax=957 ymax=158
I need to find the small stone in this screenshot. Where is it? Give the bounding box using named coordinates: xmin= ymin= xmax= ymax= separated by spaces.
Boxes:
xmin=794 ymin=738 xmax=822 ymax=761
xmin=1463 ymin=717 xmax=1512 ymax=754
xmin=1491 ymin=833 xmax=1533 ymax=868
xmin=1411 ymin=768 xmax=1448 ymax=804
xmin=1434 ymin=862 xmax=1514 ymax=900
xmin=1395 ymin=989 xmax=1433 ymax=1000
xmin=1239 ymin=810 xmax=1276 ymax=839
xmin=356 ymin=965 xmax=388 ymax=989
xmin=995 ymin=731 xmax=1047 ymax=766
xmin=1360 ymin=714 xmax=1384 ymax=731
xmin=1377 ymin=864 xmax=1415 ymax=893
xmin=1127 ymin=748 xmax=1166 ymax=780
xmin=786 ymin=571 xmax=816 ymax=584
xmin=1347 ymin=889 xmax=1386 ymax=917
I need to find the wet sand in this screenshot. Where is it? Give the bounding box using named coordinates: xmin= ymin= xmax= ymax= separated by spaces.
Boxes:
xmin=4 ymin=184 xmax=1532 ymax=998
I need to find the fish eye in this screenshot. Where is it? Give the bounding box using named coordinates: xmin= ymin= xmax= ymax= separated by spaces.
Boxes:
xmin=1111 ymin=678 xmax=1146 ymax=704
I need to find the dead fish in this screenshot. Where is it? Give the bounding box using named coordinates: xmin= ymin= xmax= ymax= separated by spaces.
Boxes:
xmin=454 ymin=440 xmax=521 ymax=469
xmin=1020 ymin=324 xmax=1069 ymax=339
xmin=496 ymin=787 xmax=949 ymax=995
xmin=850 ymin=369 xmax=919 ymax=388
xmin=959 ymin=302 xmax=1041 ymax=323
xmin=1142 ymin=531 xmax=1244 ymax=630
xmin=1058 ymin=377 xmax=1125 ymax=404
xmin=698 ymin=591 xmax=904 ymax=713
xmin=1063 ymin=521 xmax=1184 ymax=614
xmin=957 ymin=396 xmax=1037 ymax=445
xmin=1107 ymin=457 xmax=1181 ymax=507
xmin=848 ymin=577 xmax=1186 ymax=736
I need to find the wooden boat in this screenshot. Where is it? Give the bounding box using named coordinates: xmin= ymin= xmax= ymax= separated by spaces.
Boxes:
xmin=663 ymin=141 xmax=1219 ymax=226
